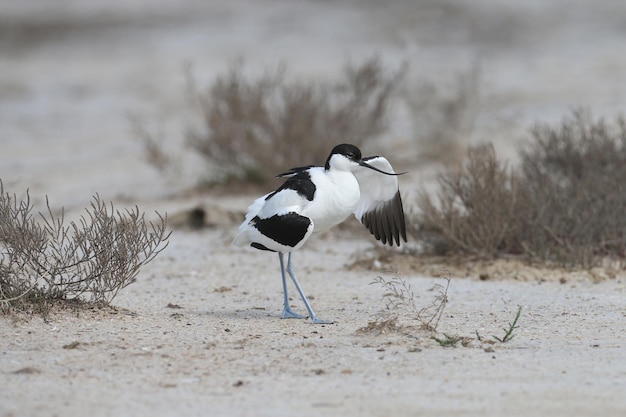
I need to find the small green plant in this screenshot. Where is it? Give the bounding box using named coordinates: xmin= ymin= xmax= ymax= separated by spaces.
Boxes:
xmin=493 ymin=305 xmax=522 ymax=343
xmin=475 ymin=329 xmax=483 ymax=342
xmin=432 ymin=333 xmax=464 ymax=347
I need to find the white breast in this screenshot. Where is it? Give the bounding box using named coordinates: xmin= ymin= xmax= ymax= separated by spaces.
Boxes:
xmin=302 ymin=168 xmax=360 ymax=231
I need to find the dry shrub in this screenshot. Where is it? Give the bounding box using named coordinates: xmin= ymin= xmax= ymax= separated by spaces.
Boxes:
xmin=418 ymin=111 xmax=626 ymax=267
xmin=185 ymin=58 xmax=402 ymax=184
xmin=0 ymin=181 xmax=171 ymax=313
xmin=517 ymin=112 xmax=626 ymax=265
xmin=418 ymin=144 xmax=519 ymax=257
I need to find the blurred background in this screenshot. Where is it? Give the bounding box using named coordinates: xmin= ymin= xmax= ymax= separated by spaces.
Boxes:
xmin=1 ymin=0 xmax=625 ymax=210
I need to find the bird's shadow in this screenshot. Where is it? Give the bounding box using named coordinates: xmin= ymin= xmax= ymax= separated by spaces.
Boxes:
xmin=182 ymin=307 xmax=284 ymax=321
xmin=185 ymin=307 xmax=332 ymax=326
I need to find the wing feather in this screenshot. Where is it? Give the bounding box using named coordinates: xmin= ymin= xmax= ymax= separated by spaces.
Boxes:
xmin=353 ymin=156 xmax=407 ymax=246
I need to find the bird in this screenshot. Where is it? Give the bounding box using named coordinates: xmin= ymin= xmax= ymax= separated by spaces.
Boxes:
xmin=233 ymin=143 xmax=407 ymax=323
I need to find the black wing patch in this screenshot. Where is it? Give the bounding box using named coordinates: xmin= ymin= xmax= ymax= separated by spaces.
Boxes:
xmin=251 ymin=212 xmax=312 ymax=249
xmin=251 ymin=242 xmax=274 ymax=252
xmin=360 ymin=191 xmax=407 ymax=246
xmin=266 ymin=169 xmax=316 ymax=201
xmin=277 ymin=165 xmax=316 ymax=177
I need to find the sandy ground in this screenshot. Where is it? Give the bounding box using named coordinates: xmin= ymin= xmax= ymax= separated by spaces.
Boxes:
xmin=2 ymin=1 xmax=626 ymax=416
xmin=2 ymin=220 xmax=626 ymax=417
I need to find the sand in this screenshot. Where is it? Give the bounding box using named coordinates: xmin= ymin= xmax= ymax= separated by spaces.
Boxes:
xmin=2 ymin=222 xmax=626 ymax=417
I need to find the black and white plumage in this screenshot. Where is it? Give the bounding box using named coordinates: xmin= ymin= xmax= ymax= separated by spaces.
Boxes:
xmin=233 ymin=143 xmax=407 ymax=323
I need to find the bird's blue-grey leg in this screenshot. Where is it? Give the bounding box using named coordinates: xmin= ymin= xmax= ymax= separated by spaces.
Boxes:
xmin=286 ymin=253 xmax=334 ymax=324
xmin=278 ymin=252 xmax=307 ymax=319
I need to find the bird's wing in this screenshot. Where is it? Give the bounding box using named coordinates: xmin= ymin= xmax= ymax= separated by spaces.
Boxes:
xmin=353 ymin=156 xmax=407 ymax=246
xmin=233 ymin=181 xmax=315 ymax=252
xmin=276 ymin=165 xmax=316 ymax=178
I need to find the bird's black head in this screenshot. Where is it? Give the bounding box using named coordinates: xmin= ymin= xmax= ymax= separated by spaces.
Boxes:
xmin=325 ymin=144 xmax=362 ymax=170
xmin=325 ymin=143 xmax=405 ymax=176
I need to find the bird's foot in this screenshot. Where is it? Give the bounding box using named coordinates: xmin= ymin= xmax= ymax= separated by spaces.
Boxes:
xmin=281 ymin=306 xmax=307 ymax=319
xmin=309 ymin=316 xmax=334 ymax=325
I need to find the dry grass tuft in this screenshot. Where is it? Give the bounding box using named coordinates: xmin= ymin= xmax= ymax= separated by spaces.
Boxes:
xmin=362 ymin=270 xmax=450 ymax=334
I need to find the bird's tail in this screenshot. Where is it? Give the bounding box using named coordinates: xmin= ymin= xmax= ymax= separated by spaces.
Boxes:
xmin=232 ymin=194 xmax=268 ymax=246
